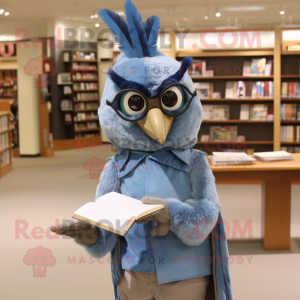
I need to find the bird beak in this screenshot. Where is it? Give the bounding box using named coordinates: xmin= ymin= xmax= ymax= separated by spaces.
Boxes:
xmin=138 ymin=108 xmax=174 ymax=144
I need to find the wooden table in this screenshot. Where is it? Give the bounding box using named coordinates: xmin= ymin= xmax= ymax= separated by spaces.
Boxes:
xmin=208 ymin=153 xmax=300 ymax=250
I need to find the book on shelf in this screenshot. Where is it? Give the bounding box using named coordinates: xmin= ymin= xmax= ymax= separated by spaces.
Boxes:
xmin=265 ymin=60 xmax=273 ymax=76
xmin=73 ymin=82 xmax=98 ymax=91
xmin=281 ymin=146 xmax=300 ymax=153
xmin=0 ymin=115 xmax=8 ymax=132
xmin=0 ymin=132 xmax=9 ymax=150
xmin=240 ymin=104 xmax=250 ymax=120
xmin=57 ymin=73 xmax=71 ymax=84
xmin=254 ymin=151 xmax=294 ymax=162
xmin=202 ymin=105 xmax=230 ymax=120
xmin=249 ymin=104 xmax=269 ymax=120
xmin=72 ymin=192 xmax=164 ymax=236
xmin=209 ymin=126 xmax=238 ymax=141
xmin=225 ymin=81 xmax=273 ymax=99
xmin=251 ymin=59 xmax=259 ymax=75
xmin=65 ymin=114 xmax=72 ymax=123
xmin=280 ymin=82 xmax=300 ymax=98
xmin=286 ymin=45 xmax=300 ymax=51
xmin=210 ymin=152 xmax=255 ymax=166
xmin=194 ymin=82 xmax=213 ymax=99
xmin=281 ymin=126 xmax=300 ymax=142
xmin=188 ymin=60 xmax=206 ymax=76
xmin=281 ymin=104 xmax=298 ymax=120
xmin=63 ymin=86 xmax=72 ymax=95
xmin=61 ymin=100 xmax=73 ymax=111
xmin=212 ymin=92 xmax=221 ymax=99
xmin=257 ymin=58 xmax=266 ymax=76
xmin=74 ymin=102 xmax=98 ymax=110
xmin=243 ymin=61 xmax=251 ymax=76
xmin=75 ymin=112 xmax=98 ymax=121
xmin=1 ymin=149 xmax=10 ymax=167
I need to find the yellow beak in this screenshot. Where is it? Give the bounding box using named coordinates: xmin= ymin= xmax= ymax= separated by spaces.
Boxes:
xmin=138 ymin=108 xmax=174 ymax=144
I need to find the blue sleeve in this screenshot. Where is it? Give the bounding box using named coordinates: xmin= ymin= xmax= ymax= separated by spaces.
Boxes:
xmin=80 ymin=158 xmax=120 ymax=258
xmin=164 ymin=150 xmax=221 ymax=246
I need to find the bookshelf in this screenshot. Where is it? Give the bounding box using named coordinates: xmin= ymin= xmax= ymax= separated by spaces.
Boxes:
xmin=0 ymin=69 xmax=18 ymax=151
xmin=173 ymin=28 xmax=300 ymax=154
xmin=0 ymin=102 xmax=13 ymax=178
xmin=60 ymin=50 xmax=100 ymax=141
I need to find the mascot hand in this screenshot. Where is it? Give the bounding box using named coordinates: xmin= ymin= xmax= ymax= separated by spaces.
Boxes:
xmin=137 ymin=197 xmax=170 ymax=236
xmin=51 ymin=222 xmax=98 ymax=245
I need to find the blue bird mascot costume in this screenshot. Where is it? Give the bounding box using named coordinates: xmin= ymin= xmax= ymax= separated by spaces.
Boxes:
xmin=52 ymin=1 xmax=233 ymax=299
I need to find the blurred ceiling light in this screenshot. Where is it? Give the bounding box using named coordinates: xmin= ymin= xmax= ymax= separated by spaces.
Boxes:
xmin=90 ymin=15 xmax=94 ymax=18
xmin=183 ymin=17 xmax=187 ymax=21
xmin=117 ymin=11 xmax=125 ymax=16
xmin=4 ymin=11 xmax=9 ymax=16
xmin=95 ymin=23 xmax=100 ymax=27
xmin=216 ymin=12 xmax=221 ymax=17
xmin=204 ymin=16 xmax=208 ymax=19
xmin=94 ymin=14 xmax=98 ymax=18
xmin=280 ymin=10 xmax=285 ymax=15
xmin=0 ymin=9 xmax=4 ymax=14
xmin=226 ymin=7 xmax=264 ymax=11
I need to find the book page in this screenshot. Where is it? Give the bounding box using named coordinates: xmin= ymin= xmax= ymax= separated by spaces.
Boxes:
xmin=95 ymin=192 xmax=163 ymax=219
xmin=73 ymin=192 xmax=164 ymax=235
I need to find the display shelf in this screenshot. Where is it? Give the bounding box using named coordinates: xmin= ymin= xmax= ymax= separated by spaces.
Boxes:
xmin=281 ymin=75 xmax=300 ymax=78
xmin=197 ymin=141 xmax=273 ymax=145
xmin=176 ymin=50 xmax=274 ymax=58
xmin=281 ymin=142 xmax=300 ymax=145
xmin=281 ymin=51 xmax=300 ymax=55
xmin=202 ymin=120 xmax=273 ymax=124
xmin=0 ymin=146 xmax=12 ymax=153
xmin=281 ymin=98 xmax=300 ymax=102
xmin=72 ymin=59 xmax=98 ymax=62
xmin=73 ymin=79 xmax=98 ymax=82
xmin=74 ymin=127 xmax=100 ymax=133
xmin=73 ymin=89 xmax=98 ymax=92
xmin=73 ymin=99 xmax=99 ymax=102
xmin=0 ymin=102 xmax=13 ymax=178
xmin=281 ymin=120 xmax=300 ymax=124
xmin=74 ymin=118 xmax=99 ymax=123
xmin=74 ymin=109 xmax=98 ymax=112
xmin=191 ymin=75 xmax=274 ymax=80
xmin=201 ymin=98 xmax=274 ymax=102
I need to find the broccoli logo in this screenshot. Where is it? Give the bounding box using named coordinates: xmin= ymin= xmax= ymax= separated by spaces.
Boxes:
xmin=23 ymin=246 xmax=56 ymax=277
xmin=24 ymin=56 xmax=57 ymax=88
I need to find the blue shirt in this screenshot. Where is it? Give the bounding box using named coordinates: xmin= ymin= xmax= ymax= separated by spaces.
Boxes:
xmin=114 ymin=147 xmax=212 ymax=284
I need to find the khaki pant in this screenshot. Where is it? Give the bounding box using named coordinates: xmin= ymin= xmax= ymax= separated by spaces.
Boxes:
xmin=118 ymin=270 xmax=209 ymax=300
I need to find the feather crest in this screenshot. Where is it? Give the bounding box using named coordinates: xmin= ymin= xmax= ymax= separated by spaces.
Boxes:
xmin=124 ymin=0 xmax=149 ymax=58
xmin=98 ymin=9 xmax=136 ymax=58
xmin=145 ymin=15 xmax=160 ymax=57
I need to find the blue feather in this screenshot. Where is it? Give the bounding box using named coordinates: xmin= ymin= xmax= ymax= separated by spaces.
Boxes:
xmin=145 ymin=15 xmax=160 ymax=57
xmin=155 ymin=57 xmax=193 ymax=94
xmin=124 ymin=0 xmax=150 ymax=58
xmin=98 ymin=9 xmax=136 ymax=58
xmin=107 ymin=69 xmax=151 ymax=97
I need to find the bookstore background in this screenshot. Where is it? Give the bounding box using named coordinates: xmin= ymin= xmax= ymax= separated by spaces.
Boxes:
xmin=0 ymin=1 xmax=300 ymax=300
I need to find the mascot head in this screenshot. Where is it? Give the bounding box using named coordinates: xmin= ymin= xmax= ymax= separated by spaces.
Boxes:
xmin=98 ymin=0 xmax=202 ymax=152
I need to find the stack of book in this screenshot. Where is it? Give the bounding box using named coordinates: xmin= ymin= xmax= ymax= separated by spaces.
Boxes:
xmin=210 ymin=152 xmax=255 ymax=166
xmin=254 ymin=151 xmax=294 ymax=162
xmin=61 ymin=100 xmax=73 ymax=111
xmin=281 ymin=103 xmax=300 ymax=120
xmin=194 ymin=82 xmax=214 ymax=99
xmin=225 ymin=81 xmax=273 ymax=98
xmin=240 ymin=104 xmax=273 ymax=121
xmin=202 ymin=105 xmax=230 ymax=120
xmin=0 ymin=115 xmax=8 ymax=131
xmin=73 ymin=82 xmax=98 ymax=91
xmin=76 ymin=92 xmax=99 ymax=101
xmin=281 ymin=82 xmax=300 ymax=98
xmin=280 ymin=126 xmax=300 ymax=142
xmin=243 ymin=59 xmax=273 ymax=76
xmin=74 ymin=102 xmax=98 ymax=110
xmin=74 ymin=112 xmax=98 ymax=121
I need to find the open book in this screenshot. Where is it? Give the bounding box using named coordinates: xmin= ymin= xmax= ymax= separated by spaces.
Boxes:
xmin=72 ymin=192 xmax=164 ymax=236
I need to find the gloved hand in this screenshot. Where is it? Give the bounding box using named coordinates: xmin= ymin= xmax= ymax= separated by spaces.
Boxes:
xmin=51 ymin=222 xmax=98 ymax=245
xmin=136 ymin=197 xmax=170 ymax=236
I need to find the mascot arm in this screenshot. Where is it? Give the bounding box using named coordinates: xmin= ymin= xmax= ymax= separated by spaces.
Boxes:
xmin=164 ymin=150 xmax=221 ymax=246
xmin=80 ymin=159 xmax=119 ymax=258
